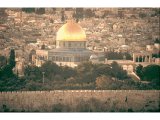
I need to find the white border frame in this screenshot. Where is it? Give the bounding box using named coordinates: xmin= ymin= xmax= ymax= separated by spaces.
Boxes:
xmin=0 ymin=0 xmax=160 ymax=7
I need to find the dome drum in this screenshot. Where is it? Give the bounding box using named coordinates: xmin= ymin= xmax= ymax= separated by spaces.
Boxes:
xmin=56 ymin=41 xmax=86 ymax=49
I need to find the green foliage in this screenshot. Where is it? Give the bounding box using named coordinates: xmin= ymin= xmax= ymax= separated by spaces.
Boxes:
xmin=61 ymin=10 xmax=65 ymax=22
xmin=135 ymin=64 xmax=144 ymax=80
xmin=0 ymin=49 xmax=26 ymax=91
xmin=41 ymin=61 xmax=61 ymax=80
xmin=128 ymin=108 xmax=134 ymax=112
xmin=106 ymin=51 xmax=132 ymax=60
xmin=142 ymin=65 xmax=160 ymax=83
xmin=0 ymin=76 xmax=26 ymax=91
xmin=0 ymin=56 xmax=7 ymax=67
xmin=0 ymin=64 xmax=14 ymax=78
xmin=22 ymin=61 xmax=159 ymax=90
xmin=24 ymin=65 xmax=42 ymax=81
xmin=22 ymin=8 xmax=35 ymax=13
xmin=93 ymin=64 xmax=113 ymax=77
xmin=135 ymin=64 xmax=160 ymax=89
xmin=0 ymin=49 xmax=16 ymax=79
xmin=75 ymin=62 xmax=116 ymax=83
xmin=111 ymin=61 xmax=128 ymax=80
xmin=95 ymin=75 xmax=135 ymax=90
xmin=1 ymin=59 xmax=159 ymax=91
xmin=8 ymin=49 xmax=16 ymax=69
xmin=25 ymin=81 xmax=43 ymax=91
xmin=61 ymin=66 xmax=77 ymax=80
xmin=66 ymin=77 xmax=76 ymax=83
xmin=95 ymin=75 xmax=112 ymax=89
xmin=154 ymin=38 xmax=160 ymax=44
xmin=75 ymin=62 xmax=95 ymax=83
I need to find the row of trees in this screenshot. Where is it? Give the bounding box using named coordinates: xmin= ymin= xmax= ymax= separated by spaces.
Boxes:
xmin=24 ymin=61 xmax=128 ymax=81
xmin=22 ymin=60 xmax=133 ymax=90
xmin=0 ymin=50 xmax=159 ymax=91
xmin=23 ymin=61 xmax=159 ymax=90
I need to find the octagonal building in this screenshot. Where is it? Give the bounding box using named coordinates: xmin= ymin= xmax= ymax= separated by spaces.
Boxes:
xmin=48 ymin=20 xmax=92 ymax=67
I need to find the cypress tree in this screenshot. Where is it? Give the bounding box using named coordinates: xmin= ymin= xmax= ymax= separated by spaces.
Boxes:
xmin=9 ymin=49 xmax=16 ymax=69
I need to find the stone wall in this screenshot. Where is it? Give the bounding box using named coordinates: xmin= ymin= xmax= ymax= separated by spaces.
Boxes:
xmin=0 ymin=90 xmax=159 ymax=112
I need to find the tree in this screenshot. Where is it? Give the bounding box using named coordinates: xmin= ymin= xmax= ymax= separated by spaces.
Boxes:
xmin=8 ymin=49 xmax=16 ymax=69
xmin=22 ymin=8 xmax=35 ymax=13
xmin=0 ymin=64 xmax=14 ymax=78
xmin=0 ymin=49 xmax=17 ymax=79
xmin=154 ymin=38 xmax=160 ymax=44
xmin=0 ymin=56 xmax=7 ymax=67
xmin=111 ymin=61 xmax=128 ymax=80
xmin=35 ymin=8 xmax=45 ymax=14
xmin=95 ymin=75 xmax=112 ymax=89
xmin=93 ymin=64 xmax=113 ymax=77
xmin=76 ymin=61 xmax=94 ymax=74
xmin=41 ymin=61 xmax=61 ymax=80
xmin=125 ymin=52 xmax=132 ymax=60
xmin=76 ymin=62 xmax=96 ymax=83
xmin=142 ymin=65 xmax=160 ymax=85
xmin=61 ymin=66 xmax=77 ymax=79
xmin=0 ymin=71 xmax=26 ymax=91
xmin=66 ymin=77 xmax=77 ymax=83
xmin=106 ymin=51 xmax=132 ymax=60
xmin=135 ymin=64 xmax=144 ymax=80
xmin=61 ymin=10 xmax=65 ymax=22
xmin=24 ymin=65 xmax=42 ymax=81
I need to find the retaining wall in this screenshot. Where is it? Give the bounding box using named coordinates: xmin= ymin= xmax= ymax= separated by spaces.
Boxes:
xmin=0 ymin=90 xmax=159 ymax=112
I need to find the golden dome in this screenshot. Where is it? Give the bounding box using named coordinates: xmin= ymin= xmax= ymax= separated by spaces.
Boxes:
xmin=56 ymin=20 xmax=86 ymax=41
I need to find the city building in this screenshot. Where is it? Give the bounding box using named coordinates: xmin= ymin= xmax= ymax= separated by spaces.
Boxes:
xmin=48 ymin=20 xmax=92 ymax=67
xmin=34 ymin=20 xmax=92 ymax=67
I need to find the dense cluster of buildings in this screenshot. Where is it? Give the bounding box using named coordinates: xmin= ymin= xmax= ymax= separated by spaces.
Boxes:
xmin=0 ymin=8 xmax=159 ymax=77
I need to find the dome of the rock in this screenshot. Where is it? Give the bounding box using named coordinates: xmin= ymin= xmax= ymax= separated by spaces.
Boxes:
xmin=56 ymin=20 xmax=86 ymax=41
